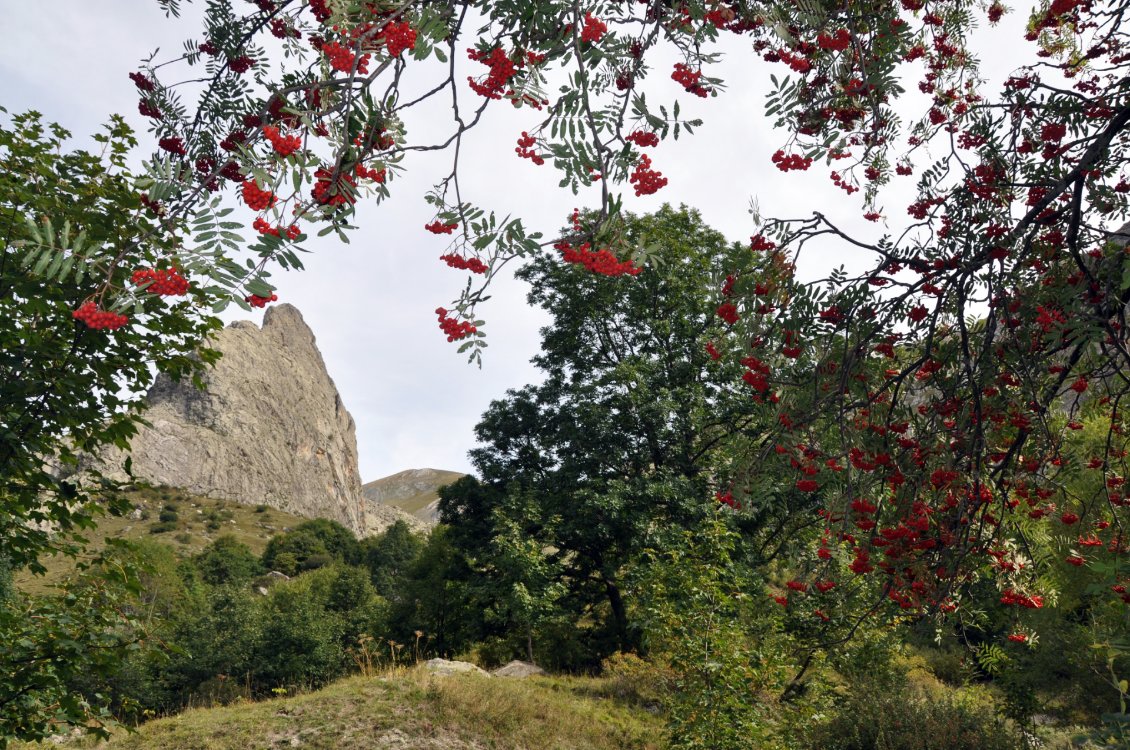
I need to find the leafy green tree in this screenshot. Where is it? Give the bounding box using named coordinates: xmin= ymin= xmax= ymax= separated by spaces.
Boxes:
xmin=482 ymin=494 xmax=568 ymax=664
xmin=254 ymin=584 xmax=348 ymax=690
xmin=361 ymin=519 xmax=424 ymax=602
xmin=326 ymin=564 xmax=375 ymax=613
xmin=636 ymin=518 xmax=791 ymax=750
xmin=159 ymin=584 xmax=264 ymax=706
xmin=0 ymin=548 xmax=144 ymax=744
xmin=290 ymin=519 xmax=362 ymax=565
xmin=261 ymin=531 xmax=326 ymax=575
xmin=0 ymin=109 xmax=222 ymax=743
xmin=194 ymin=535 xmax=263 ymax=585
xmin=0 ymin=110 xmax=220 ymax=574
xmin=442 ymin=206 xmax=767 ymax=653
xmin=389 ymin=526 xmax=477 ymax=656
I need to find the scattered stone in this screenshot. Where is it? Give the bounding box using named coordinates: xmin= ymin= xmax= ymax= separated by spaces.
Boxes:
xmin=266 ymin=571 xmax=291 ymax=581
xmin=492 ymin=660 xmax=547 ymax=678
xmin=422 ymin=658 xmax=490 ymax=677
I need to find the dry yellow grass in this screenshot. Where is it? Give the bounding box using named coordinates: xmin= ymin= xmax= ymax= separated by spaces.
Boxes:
xmin=15 ymin=667 xmax=665 ymax=750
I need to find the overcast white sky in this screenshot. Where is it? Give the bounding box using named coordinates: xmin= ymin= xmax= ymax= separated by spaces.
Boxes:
xmin=1 ymin=2 xmax=1028 ymax=482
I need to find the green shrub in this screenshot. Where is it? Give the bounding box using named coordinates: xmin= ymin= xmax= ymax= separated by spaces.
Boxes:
xmin=262 ymin=529 xmax=328 ymax=572
xmin=601 ymin=652 xmax=672 ymax=709
xmin=806 ymin=683 xmax=1021 ymax=750
xmin=158 ymin=508 xmax=179 ymax=523
xmin=149 ymin=520 xmax=177 ymax=534
xmin=194 ymin=536 xmax=262 ymax=585
xmin=326 ymin=566 xmax=375 ymax=612
xmin=301 ymin=553 xmax=334 ymax=571
xmin=254 ymin=584 xmax=347 ymax=689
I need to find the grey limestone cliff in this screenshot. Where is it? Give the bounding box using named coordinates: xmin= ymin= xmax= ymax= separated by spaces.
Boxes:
xmin=99 ymin=304 xmax=407 ymax=536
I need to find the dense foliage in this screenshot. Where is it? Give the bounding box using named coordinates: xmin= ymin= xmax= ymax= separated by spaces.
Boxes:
xmin=438 ymin=206 xmax=772 ymax=663
xmin=0 ymin=111 xmax=222 ymax=744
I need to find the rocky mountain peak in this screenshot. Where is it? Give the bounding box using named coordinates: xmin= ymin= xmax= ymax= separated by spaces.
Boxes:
xmin=98 ymin=304 xmax=415 ymax=536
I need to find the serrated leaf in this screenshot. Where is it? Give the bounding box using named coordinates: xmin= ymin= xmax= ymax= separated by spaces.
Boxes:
xmin=24 ymin=215 xmax=43 ymax=245
xmin=44 ymin=251 xmax=65 ymax=280
xmin=33 ymin=249 xmax=54 ymax=276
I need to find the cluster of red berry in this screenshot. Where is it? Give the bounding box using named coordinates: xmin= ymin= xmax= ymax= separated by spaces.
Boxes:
xmin=308 ymin=0 xmax=330 ymax=22
xmin=435 ymin=307 xmax=477 ymax=341
xmin=716 ymin=302 xmax=739 ymax=324
xmin=440 ymin=254 xmax=488 ymax=274
xmin=132 ymin=267 xmax=189 ymax=296
xmin=241 ymin=180 xmax=278 ymax=210
xmin=467 ymin=47 xmax=519 ymax=100
xmin=816 ymin=28 xmax=852 ymax=51
xmin=253 ymin=217 xmax=301 ymax=239
xmin=270 ymin=17 xmax=301 ymax=39
xmin=380 ymin=21 xmax=417 ymax=56
xmin=159 ymin=136 xmax=187 ymax=156
xmin=749 ymin=234 xmax=777 ymax=252
xmin=246 ymin=293 xmax=278 ymax=308
xmin=425 ymin=220 xmax=459 ymax=234
xmin=629 ymin=154 xmax=667 ymax=195
xmin=580 ymin=13 xmax=608 ymax=43
xmin=625 ymin=130 xmax=658 ymax=148
xmin=312 ymin=170 xmax=350 ymax=206
xmin=829 ymin=170 xmax=859 ymax=194
xmin=139 ymin=100 xmax=162 ymax=120
xmin=671 ymin=63 xmax=709 ymax=97
xmin=129 ymin=71 xmax=155 ymax=92
xmin=515 ymin=132 xmax=544 ymax=165
xmin=555 ymin=241 xmax=640 ymax=276
xmin=715 ymin=491 xmax=741 ymax=509
xmin=322 ymin=41 xmax=370 ymax=73
xmin=263 ymin=125 xmax=302 ymax=157
xmin=73 ymin=301 xmax=129 ymax=330
xmin=771 ymin=149 xmax=814 ymax=171
xmin=229 ymin=55 xmax=255 ymax=74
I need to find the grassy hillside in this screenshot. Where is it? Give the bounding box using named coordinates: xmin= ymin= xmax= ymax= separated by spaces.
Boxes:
xmin=18 ymin=668 xmax=664 ymax=750
xmin=361 ymin=469 xmax=466 ymax=521
xmin=16 ymin=485 xmax=311 ymax=594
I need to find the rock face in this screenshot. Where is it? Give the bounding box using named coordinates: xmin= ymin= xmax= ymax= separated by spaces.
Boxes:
xmin=361 ymin=468 xmax=466 ymax=525
xmin=101 ymin=304 xmax=391 ymax=536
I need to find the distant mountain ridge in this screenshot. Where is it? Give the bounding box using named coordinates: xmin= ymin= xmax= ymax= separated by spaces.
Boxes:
xmin=361 ymin=468 xmax=466 ymax=524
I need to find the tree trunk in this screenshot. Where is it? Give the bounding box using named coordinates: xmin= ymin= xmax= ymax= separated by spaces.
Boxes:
xmin=603 ymin=576 xmax=630 ymax=649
